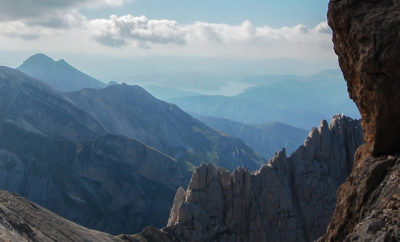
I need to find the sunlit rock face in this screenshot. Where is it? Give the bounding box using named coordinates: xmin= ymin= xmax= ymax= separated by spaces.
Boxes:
xmin=320 ymin=0 xmax=400 ymax=241
xmin=165 ymin=115 xmax=363 ymax=242
xmin=328 ymin=0 xmax=400 ymax=155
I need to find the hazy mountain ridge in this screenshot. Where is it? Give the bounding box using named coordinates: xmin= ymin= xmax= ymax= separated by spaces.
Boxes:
xmin=17 ymin=53 xmax=106 ymax=92
xmin=168 ymin=69 xmax=359 ymax=129
xmin=193 ymin=114 xmax=308 ymax=159
xmin=143 ymin=85 xmax=201 ymax=100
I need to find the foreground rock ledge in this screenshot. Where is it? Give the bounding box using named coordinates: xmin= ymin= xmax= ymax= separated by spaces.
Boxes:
xmin=320 ymin=147 xmax=400 ymax=241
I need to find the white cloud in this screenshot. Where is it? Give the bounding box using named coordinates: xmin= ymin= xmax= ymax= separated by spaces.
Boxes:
xmin=88 ymin=15 xmax=186 ymax=47
xmin=86 ymin=15 xmax=333 ymax=52
xmin=0 ymin=11 xmax=334 ymax=60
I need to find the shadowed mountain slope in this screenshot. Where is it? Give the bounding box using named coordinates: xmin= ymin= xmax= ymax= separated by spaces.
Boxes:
xmin=0 ymin=67 xmax=193 ymax=234
xmin=0 ymin=66 xmax=104 ymax=141
xmin=65 ymin=84 xmax=265 ymax=171
xmin=0 ymin=120 xmax=190 ymax=235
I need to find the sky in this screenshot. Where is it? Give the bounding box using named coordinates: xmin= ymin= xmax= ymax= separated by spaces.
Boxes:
xmin=0 ymin=0 xmax=337 ymax=82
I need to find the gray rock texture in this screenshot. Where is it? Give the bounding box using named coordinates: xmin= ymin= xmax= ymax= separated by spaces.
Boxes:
xmin=319 ymin=0 xmax=400 ymax=241
xmin=0 ymin=190 xmax=118 ymax=242
xmin=163 ymin=115 xmax=363 ymax=242
xmin=328 ymin=0 xmax=400 ymax=155
xmin=0 ymin=190 xmax=180 ymax=242
xmin=320 ymin=147 xmax=400 ymax=241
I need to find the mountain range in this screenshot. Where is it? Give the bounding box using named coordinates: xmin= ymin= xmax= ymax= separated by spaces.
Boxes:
xmin=167 ymin=69 xmax=360 ymax=129
xmin=0 ymin=53 xmax=359 ymax=237
xmin=0 ymin=66 xmax=192 ymax=234
xmin=0 ymin=55 xmax=267 ymax=234
xmin=64 ymin=84 xmax=265 ymax=170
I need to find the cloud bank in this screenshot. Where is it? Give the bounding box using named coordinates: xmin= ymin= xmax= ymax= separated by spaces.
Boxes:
xmin=0 ymin=0 xmax=334 ymax=60
xmin=86 ymin=15 xmax=332 ymax=49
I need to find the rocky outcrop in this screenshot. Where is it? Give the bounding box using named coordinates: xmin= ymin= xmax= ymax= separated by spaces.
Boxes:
xmin=319 ymin=0 xmax=400 ymax=241
xmin=161 ymin=115 xmax=363 ymax=242
xmin=0 ymin=190 xmax=118 ymax=242
xmin=0 ymin=189 xmax=180 ymax=242
xmin=328 ymin=0 xmax=400 ymax=155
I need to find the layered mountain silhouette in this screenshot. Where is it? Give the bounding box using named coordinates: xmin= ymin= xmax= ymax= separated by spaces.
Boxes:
xmin=193 ymin=114 xmax=308 ymax=159
xmin=169 ymin=69 xmax=359 ymax=129
xmin=17 ymin=53 xmax=106 ymax=92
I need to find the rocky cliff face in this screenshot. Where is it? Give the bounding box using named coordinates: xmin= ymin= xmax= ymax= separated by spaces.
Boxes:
xmin=328 ymin=0 xmax=400 ymax=155
xmin=320 ymin=147 xmax=400 ymax=241
xmin=162 ymin=115 xmax=363 ymax=242
xmin=319 ymin=0 xmax=400 ymax=241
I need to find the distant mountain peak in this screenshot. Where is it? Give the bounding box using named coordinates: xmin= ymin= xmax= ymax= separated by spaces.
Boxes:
xmin=17 ymin=53 xmax=106 ymax=92
xmin=22 ymin=53 xmax=54 ymax=65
